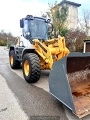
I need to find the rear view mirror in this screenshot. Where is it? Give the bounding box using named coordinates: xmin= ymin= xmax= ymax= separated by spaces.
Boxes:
xmin=20 ymin=19 xmax=24 ymax=28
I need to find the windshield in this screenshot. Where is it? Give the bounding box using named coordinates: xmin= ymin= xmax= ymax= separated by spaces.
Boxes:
xmin=29 ymin=18 xmax=48 ymax=40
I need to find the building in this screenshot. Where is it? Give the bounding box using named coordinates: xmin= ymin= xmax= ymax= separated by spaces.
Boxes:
xmin=58 ymin=0 xmax=81 ymax=30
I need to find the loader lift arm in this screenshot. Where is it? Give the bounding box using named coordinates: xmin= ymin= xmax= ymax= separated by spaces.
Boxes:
xmin=34 ymin=36 xmax=69 ymax=69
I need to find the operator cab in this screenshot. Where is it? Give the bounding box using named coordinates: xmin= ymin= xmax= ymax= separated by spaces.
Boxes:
xmin=20 ymin=15 xmax=52 ymax=43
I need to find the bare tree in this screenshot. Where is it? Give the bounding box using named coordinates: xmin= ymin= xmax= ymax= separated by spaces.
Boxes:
xmin=79 ymin=9 xmax=90 ymax=36
xmin=65 ymin=29 xmax=87 ymax=52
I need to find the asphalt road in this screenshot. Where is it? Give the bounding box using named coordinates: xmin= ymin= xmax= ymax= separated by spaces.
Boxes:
xmin=0 ymin=46 xmax=90 ymax=120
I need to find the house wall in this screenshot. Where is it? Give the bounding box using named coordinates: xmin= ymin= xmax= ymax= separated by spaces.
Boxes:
xmin=66 ymin=4 xmax=78 ymax=29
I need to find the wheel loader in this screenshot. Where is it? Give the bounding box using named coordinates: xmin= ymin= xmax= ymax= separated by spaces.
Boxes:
xmin=9 ymin=15 xmax=90 ymax=118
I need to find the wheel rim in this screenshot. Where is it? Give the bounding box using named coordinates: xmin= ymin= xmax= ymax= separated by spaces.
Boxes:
xmin=24 ymin=60 xmax=30 ymax=76
xmin=10 ymin=55 xmax=13 ymax=65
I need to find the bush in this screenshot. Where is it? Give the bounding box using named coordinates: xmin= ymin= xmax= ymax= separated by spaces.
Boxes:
xmin=0 ymin=40 xmax=6 ymax=46
xmin=7 ymin=40 xmax=16 ymax=48
xmin=65 ymin=29 xmax=87 ymax=52
xmin=7 ymin=40 xmax=12 ymax=48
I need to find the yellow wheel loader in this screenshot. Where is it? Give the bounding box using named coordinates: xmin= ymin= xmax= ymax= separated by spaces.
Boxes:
xmin=9 ymin=15 xmax=90 ymax=118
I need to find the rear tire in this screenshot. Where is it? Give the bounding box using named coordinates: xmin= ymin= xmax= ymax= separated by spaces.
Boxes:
xmin=22 ymin=53 xmax=41 ymax=83
xmin=9 ymin=50 xmax=21 ymax=69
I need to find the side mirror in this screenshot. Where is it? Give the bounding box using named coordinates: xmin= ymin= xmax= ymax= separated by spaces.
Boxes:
xmin=20 ymin=19 xmax=24 ymax=28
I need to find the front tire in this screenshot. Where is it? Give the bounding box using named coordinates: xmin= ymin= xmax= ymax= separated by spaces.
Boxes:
xmin=22 ymin=53 xmax=41 ymax=83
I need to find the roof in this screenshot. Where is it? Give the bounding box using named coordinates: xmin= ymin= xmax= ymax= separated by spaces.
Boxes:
xmin=58 ymin=0 xmax=81 ymax=7
xmin=84 ymin=40 xmax=90 ymax=42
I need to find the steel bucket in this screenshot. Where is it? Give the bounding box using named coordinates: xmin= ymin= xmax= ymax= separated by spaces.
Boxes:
xmin=49 ymin=52 xmax=90 ymax=118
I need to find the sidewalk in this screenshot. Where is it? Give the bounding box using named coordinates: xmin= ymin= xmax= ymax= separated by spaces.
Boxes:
xmin=4 ymin=46 xmax=9 ymax=51
xmin=0 ymin=74 xmax=28 ymax=120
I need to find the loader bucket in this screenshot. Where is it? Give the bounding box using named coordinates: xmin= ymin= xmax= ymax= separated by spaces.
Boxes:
xmin=49 ymin=52 xmax=90 ymax=118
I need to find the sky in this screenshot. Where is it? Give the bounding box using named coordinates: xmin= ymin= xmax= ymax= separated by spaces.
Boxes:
xmin=0 ymin=0 xmax=90 ymax=36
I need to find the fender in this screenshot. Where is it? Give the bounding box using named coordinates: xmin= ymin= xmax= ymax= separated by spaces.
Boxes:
xmin=22 ymin=48 xmax=35 ymax=59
